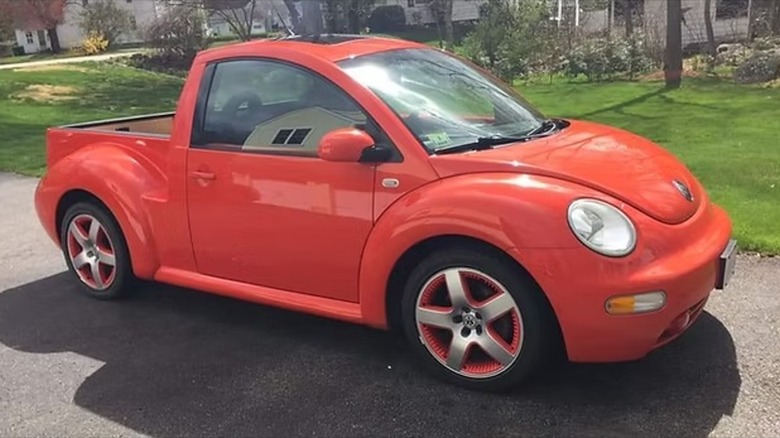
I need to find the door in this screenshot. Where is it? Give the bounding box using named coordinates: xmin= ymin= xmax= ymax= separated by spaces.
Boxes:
xmin=36 ymin=30 xmax=47 ymax=50
xmin=186 ymin=58 xmax=381 ymax=303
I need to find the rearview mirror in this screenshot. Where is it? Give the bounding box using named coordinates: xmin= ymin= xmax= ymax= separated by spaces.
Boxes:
xmin=318 ymin=128 xmax=375 ymax=162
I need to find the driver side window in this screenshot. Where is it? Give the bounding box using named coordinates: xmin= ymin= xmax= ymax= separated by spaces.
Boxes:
xmin=200 ymin=59 xmax=368 ymax=156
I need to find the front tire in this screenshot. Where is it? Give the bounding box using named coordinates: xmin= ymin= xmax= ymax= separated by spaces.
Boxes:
xmin=401 ymin=247 xmax=554 ymax=392
xmin=60 ymin=202 xmax=134 ymax=300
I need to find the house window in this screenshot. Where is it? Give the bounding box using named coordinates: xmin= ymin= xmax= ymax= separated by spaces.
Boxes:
xmin=715 ymin=0 xmax=749 ymax=19
xmin=25 ymin=32 xmax=34 ymax=45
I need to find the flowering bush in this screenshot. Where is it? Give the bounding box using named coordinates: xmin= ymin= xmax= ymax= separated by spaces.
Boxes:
xmin=81 ymin=31 xmax=108 ymax=56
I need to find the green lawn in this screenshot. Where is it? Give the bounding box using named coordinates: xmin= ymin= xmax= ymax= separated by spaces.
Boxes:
xmin=0 ymin=62 xmax=182 ymax=175
xmin=0 ymin=63 xmax=777 ymax=253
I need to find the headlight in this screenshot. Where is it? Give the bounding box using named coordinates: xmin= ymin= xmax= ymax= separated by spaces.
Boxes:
xmin=567 ymin=199 xmax=637 ymax=257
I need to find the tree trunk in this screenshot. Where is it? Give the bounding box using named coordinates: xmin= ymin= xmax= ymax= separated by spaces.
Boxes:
xmin=443 ymin=0 xmax=454 ymax=48
xmin=665 ymin=0 xmax=683 ymax=88
xmin=772 ymin=0 xmax=780 ymax=35
xmin=299 ymin=0 xmax=324 ymax=35
xmin=347 ymin=0 xmax=360 ymax=33
xmin=283 ymin=0 xmax=301 ymax=33
xmin=47 ymin=28 xmax=61 ymax=53
xmin=624 ymin=0 xmax=634 ymax=36
xmin=704 ymin=0 xmax=716 ymax=57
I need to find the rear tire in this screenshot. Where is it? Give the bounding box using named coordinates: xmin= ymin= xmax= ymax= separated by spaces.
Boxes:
xmin=59 ymin=202 xmax=134 ymax=300
xmin=400 ymin=246 xmax=555 ymax=392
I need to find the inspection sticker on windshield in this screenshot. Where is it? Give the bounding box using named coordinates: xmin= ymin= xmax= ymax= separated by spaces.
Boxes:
xmin=425 ymin=132 xmax=451 ymax=148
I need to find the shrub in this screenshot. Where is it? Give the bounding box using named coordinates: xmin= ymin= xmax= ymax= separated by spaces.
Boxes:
xmin=562 ymin=33 xmax=653 ymax=81
xmin=734 ymin=52 xmax=780 ymax=84
xmin=145 ymin=5 xmax=209 ymax=70
xmin=367 ymin=5 xmax=406 ymax=33
xmin=459 ymin=0 xmax=556 ymax=82
xmin=717 ymin=43 xmax=754 ymax=66
xmin=78 ymin=0 xmax=133 ymax=47
xmin=123 ymin=52 xmax=191 ymax=76
xmin=81 ymin=31 xmax=109 ymax=56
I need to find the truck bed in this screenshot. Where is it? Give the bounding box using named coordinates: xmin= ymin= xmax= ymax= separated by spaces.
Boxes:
xmin=62 ymin=111 xmax=175 ymax=137
xmin=46 ymin=112 xmax=175 ymax=171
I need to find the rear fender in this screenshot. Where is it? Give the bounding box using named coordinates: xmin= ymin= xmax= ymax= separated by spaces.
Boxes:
xmin=358 ymin=173 xmax=594 ymax=328
xmin=36 ymin=143 xmax=168 ymax=279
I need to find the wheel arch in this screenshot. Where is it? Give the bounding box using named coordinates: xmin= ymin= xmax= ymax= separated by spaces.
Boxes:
xmin=54 ymin=187 xmax=158 ymax=278
xmin=383 ymin=234 xmax=567 ymax=358
xmin=56 ymin=189 xmax=115 ymax=243
xmin=37 ymin=143 xmax=166 ymax=279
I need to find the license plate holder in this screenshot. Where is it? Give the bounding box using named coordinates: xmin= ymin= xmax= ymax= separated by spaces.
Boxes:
xmin=715 ymin=239 xmax=738 ymax=290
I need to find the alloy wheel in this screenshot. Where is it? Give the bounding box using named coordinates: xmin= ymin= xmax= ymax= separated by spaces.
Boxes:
xmin=415 ymin=267 xmax=524 ymax=379
xmin=66 ymin=214 xmax=117 ymax=291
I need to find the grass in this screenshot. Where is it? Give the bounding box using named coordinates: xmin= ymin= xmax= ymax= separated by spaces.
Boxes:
xmin=519 ymin=77 xmax=780 ymax=254
xmin=0 ymin=62 xmax=183 ymax=175
xmin=0 ymin=62 xmax=776 ymax=253
xmin=0 ymin=50 xmax=83 ymax=65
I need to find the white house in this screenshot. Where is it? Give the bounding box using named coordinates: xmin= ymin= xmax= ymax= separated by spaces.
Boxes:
xmin=12 ymin=0 xmax=164 ymax=54
xmin=376 ymin=0 xmax=485 ymax=26
xmin=645 ymin=0 xmax=750 ymax=46
xmin=553 ymin=0 xmax=750 ymax=46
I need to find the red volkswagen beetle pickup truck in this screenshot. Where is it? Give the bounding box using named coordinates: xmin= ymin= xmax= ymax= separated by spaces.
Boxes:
xmin=34 ymin=34 xmax=737 ymax=391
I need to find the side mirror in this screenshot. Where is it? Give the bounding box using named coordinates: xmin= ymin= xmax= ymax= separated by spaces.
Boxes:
xmin=318 ymin=127 xmax=376 ymax=162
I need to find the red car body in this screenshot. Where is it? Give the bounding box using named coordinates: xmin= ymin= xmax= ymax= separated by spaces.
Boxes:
xmin=34 ymin=35 xmax=736 ymax=389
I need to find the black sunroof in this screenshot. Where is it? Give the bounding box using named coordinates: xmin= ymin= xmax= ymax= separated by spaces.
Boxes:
xmin=280 ymin=34 xmax=375 ymax=45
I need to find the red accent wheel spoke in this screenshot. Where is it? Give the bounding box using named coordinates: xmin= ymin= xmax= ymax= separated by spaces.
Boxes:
xmin=66 ymin=214 xmax=116 ymax=291
xmin=415 ymin=267 xmax=524 ymax=379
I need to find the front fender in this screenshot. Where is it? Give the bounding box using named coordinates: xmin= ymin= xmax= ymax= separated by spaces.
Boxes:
xmin=358 ymin=172 xmax=604 ymax=328
xmin=35 ymin=142 xmax=168 ymax=279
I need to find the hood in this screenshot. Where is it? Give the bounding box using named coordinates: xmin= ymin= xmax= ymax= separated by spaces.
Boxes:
xmin=428 ymin=120 xmax=703 ymax=225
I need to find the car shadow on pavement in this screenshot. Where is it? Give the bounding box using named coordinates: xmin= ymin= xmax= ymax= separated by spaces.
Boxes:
xmin=0 ymin=273 xmax=740 ymax=438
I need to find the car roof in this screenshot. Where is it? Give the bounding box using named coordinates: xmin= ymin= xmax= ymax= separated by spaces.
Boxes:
xmin=197 ymin=34 xmax=431 ymax=64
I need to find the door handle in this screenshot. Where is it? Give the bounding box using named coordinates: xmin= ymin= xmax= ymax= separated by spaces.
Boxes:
xmin=190 ymin=170 xmax=216 ymax=180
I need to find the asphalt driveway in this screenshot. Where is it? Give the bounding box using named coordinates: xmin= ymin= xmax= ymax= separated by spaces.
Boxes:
xmin=1 ymin=172 xmax=778 ymax=437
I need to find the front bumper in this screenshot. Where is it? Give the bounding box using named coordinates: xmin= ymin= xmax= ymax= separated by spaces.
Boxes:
xmin=509 ymin=202 xmax=734 ymax=363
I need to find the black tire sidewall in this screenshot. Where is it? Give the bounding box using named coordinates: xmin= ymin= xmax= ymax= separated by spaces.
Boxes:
xmin=59 ymin=202 xmax=133 ymax=300
xmin=400 ymin=247 xmax=551 ymax=392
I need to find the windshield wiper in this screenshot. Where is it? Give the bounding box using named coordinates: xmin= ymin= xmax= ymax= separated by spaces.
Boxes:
xmin=524 ymin=118 xmax=559 ymax=137
xmin=434 ymin=119 xmax=561 ymax=154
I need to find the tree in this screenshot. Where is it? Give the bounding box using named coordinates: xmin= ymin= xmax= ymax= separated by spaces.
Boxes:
xmin=0 ymin=13 xmax=13 ymax=56
xmin=461 ymin=0 xmax=557 ymax=81
xmin=78 ymin=0 xmax=132 ymax=47
xmin=429 ymin=0 xmax=454 ymax=49
xmin=322 ymin=0 xmax=374 ymax=33
xmin=16 ymin=0 xmax=67 ymax=53
xmin=202 ymin=0 xmax=258 ymax=41
xmin=664 ymin=0 xmax=683 ymax=88
xmin=0 ymin=1 xmax=14 ymax=48
xmin=773 ymin=0 xmax=780 ymax=34
xmin=703 ymin=0 xmax=716 ymax=58
xmin=288 ymin=0 xmax=324 ymax=34
xmin=623 ymin=0 xmax=634 ymax=35
xmin=147 ymin=4 xmax=209 ymax=62
xmin=167 ymin=0 xmax=260 ymax=41
xmin=283 ymin=0 xmax=301 ymax=32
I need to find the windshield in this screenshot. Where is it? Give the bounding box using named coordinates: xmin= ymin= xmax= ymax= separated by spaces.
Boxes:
xmin=338 ymin=48 xmax=547 ymax=153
